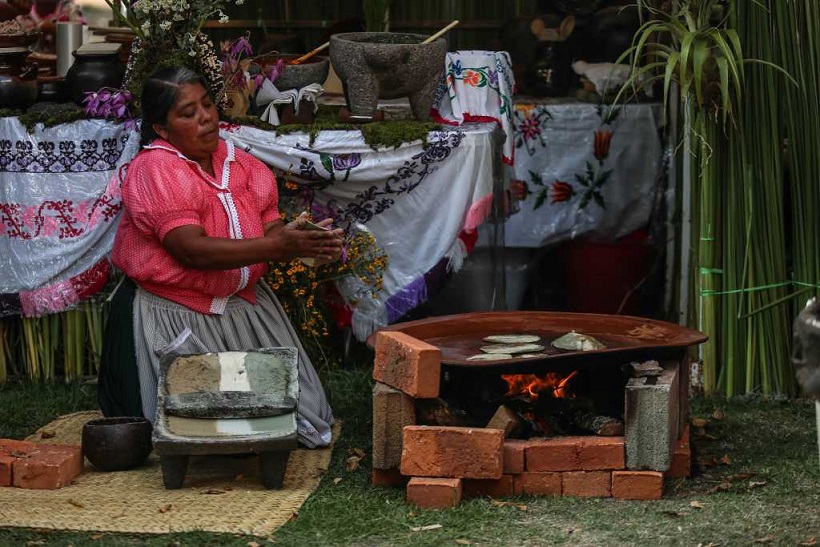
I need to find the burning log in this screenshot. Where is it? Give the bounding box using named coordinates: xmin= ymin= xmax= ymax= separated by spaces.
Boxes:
xmin=622 ymin=360 xmax=664 ymax=378
xmin=572 ymin=411 xmax=624 ymax=436
xmin=486 ymin=405 xmax=522 ymax=438
xmin=415 ymin=398 xmax=469 ymax=427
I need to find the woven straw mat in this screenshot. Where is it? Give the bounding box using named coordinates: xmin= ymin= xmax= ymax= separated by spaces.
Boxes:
xmin=0 ymin=411 xmax=339 ymax=536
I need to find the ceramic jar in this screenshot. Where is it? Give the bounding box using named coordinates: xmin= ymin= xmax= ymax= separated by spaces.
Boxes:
xmin=0 ymin=47 xmax=39 ymax=110
xmin=64 ymin=48 xmax=125 ymax=105
xmin=527 ymin=41 xmax=572 ymax=97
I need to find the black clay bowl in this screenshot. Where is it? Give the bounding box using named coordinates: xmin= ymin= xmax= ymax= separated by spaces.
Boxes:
xmin=82 ymin=417 xmax=153 ymax=471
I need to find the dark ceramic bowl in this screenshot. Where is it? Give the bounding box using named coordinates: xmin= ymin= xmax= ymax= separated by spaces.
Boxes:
xmin=82 ymin=417 xmax=153 ymax=471
xmin=254 ymin=53 xmax=329 ymax=91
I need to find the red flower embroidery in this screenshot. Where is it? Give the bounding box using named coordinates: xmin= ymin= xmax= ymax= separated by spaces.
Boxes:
xmin=550 ymin=181 xmax=575 ymax=204
xmin=594 ymin=129 xmax=613 ymax=161
xmin=463 ymin=70 xmax=481 ymax=87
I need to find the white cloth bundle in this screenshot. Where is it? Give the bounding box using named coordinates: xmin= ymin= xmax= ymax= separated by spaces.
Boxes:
xmin=255 ymin=80 xmax=324 ymax=125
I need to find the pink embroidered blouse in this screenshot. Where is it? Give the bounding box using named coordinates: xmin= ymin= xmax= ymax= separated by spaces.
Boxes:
xmin=112 ymin=138 xmax=280 ymax=314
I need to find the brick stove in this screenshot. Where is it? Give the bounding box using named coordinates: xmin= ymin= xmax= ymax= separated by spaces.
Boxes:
xmin=367 ymin=312 xmax=705 ymax=509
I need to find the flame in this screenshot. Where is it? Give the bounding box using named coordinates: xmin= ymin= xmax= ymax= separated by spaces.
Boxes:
xmin=501 ymin=371 xmax=578 ymax=400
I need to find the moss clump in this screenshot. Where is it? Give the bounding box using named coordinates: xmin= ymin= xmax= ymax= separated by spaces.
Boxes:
xmin=222 ymin=104 xmax=439 ymax=150
xmin=0 ymin=105 xmax=87 ymax=132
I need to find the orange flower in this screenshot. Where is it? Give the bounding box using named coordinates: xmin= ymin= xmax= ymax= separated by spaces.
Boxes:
xmin=550 ymin=181 xmax=575 ymax=204
xmin=463 ymin=70 xmax=481 ymax=87
xmin=594 ymin=130 xmax=613 ymax=161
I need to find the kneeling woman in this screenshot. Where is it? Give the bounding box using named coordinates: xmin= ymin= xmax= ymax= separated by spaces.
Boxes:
xmin=101 ymin=66 xmax=343 ymax=448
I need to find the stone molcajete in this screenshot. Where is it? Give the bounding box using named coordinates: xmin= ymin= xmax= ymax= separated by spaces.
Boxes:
xmin=329 ymin=32 xmax=447 ymax=121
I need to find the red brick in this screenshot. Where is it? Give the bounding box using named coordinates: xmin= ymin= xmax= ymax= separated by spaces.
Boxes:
xmin=514 ymin=472 xmax=562 ymax=496
xmin=665 ymin=426 xmax=691 ymax=479
xmin=371 ymin=467 xmax=408 ymax=488
xmin=463 ymin=475 xmax=515 ymax=498
xmin=612 ymin=471 xmax=664 ymax=500
xmin=374 ymin=331 xmax=441 ymax=398
xmin=401 ymin=426 xmax=503 ymax=479
xmin=0 ymin=454 xmax=14 ymax=487
xmin=407 ymin=477 xmax=462 ymax=508
xmin=372 ymin=382 xmax=415 ymax=470
xmin=0 ymin=439 xmax=38 ymax=456
xmin=577 ymin=437 xmax=625 ymax=471
xmin=526 ymin=437 xmax=580 ymax=472
xmin=503 ymin=440 xmax=527 ymax=474
xmin=12 ymin=444 xmax=82 ymax=490
xmin=562 ymin=471 xmax=612 ymax=498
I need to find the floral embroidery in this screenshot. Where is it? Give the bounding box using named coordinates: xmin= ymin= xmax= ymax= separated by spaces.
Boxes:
xmin=514 ymin=106 xmax=551 ymax=156
xmin=527 ymin=106 xmax=621 ymax=210
xmin=0 ymin=135 xmax=130 ymax=173
xmin=0 ymin=194 xmax=122 ymax=240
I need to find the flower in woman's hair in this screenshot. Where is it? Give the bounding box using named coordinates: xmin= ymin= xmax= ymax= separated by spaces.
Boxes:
xmin=550 ymin=180 xmax=575 ymax=204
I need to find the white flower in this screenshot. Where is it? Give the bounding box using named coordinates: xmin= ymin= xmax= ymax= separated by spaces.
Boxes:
xmin=159 ymin=20 xmax=171 ymax=31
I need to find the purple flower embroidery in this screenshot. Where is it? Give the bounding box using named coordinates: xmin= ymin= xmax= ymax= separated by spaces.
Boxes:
xmin=331 ymin=153 xmax=362 ymax=171
xmin=488 ymin=69 xmax=498 ymax=87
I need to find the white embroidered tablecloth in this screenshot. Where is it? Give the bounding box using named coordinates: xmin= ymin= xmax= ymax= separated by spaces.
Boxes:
xmin=220 ymin=122 xmax=498 ymax=340
xmin=506 ymin=101 xmax=664 ymax=248
xmin=0 ymin=118 xmax=140 ymax=317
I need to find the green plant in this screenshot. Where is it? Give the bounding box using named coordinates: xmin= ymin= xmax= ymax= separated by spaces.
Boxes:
xmin=362 ymin=0 xmax=392 ymax=32
xmin=615 ymin=0 xmax=746 ymax=121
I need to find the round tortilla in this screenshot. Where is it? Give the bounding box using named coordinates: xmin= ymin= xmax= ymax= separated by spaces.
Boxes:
xmin=480 ymin=343 xmax=546 ymax=355
xmin=482 ymin=334 xmax=541 ymax=344
xmin=466 ymin=353 xmax=514 ymax=361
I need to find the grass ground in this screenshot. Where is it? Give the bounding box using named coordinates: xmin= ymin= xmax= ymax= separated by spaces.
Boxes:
xmin=0 ymin=366 xmax=817 ymax=547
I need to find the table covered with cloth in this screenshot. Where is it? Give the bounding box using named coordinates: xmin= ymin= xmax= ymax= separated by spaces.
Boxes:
xmin=0 ymin=117 xmax=497 ymax=341
xmin=505 ymin=101 xmax=664 ymax=248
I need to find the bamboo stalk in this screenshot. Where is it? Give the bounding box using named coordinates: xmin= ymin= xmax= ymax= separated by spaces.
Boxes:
xmin=422 ymin=20 xmax=460 ymax=44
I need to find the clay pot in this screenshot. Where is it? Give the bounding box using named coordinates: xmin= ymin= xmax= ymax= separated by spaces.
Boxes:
xmin=527 ymin=40 xmax=573 ymax=97
xmin=64 ymin=48 xmax=125 ymax=105
xmin=254 ymin=53 xmax=329 ymax=91
xmin=0 ymin=46 xmax=38 ymax=109
xmin=329 ymin=32 xmax=446 ymax=121
xmin=82 ymin=416 xmax=153 ymax=471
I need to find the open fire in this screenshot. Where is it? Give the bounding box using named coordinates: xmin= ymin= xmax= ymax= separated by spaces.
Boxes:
xmin=501 ymin=371 xmax=578 ymax=400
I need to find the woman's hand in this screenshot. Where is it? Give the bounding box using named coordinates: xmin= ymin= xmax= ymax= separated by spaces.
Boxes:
xmin=268 ymin=215 xmax=345 ymax=263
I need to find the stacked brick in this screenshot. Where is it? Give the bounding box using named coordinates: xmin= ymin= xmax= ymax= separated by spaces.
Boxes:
xmin=0 ymin=439 xmax=83 ymax=489
xmin=371 ymin=330 xmax=691 ymax=509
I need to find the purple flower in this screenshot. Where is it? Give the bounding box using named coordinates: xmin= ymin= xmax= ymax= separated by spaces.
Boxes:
xmin=331 ymin=153 xmax=362 ymax=171
xmin=81 ymin=86 xmax=135 ymax=124
xmin=230 ymin=36 xmax=252 ymax=58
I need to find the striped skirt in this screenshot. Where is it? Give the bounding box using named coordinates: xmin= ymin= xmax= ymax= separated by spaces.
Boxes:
xmin=133 ymin=282 xmax=334 ymax=448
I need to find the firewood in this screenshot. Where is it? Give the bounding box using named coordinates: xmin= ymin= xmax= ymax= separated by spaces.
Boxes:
xmin=486 ymin=405 xmax=522 ymax=438
xmin=622 ymin=360 xmax=664 ymax=378
xmin=415 ymin=398 xmax=469 ymax=427
xmin=573 ymin=412 xmax=624 ymax=436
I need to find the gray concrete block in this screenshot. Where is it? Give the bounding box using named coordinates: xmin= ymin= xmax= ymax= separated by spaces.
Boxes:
xmin=624 ymin=362 xmax=680 ymax=471
xmin=372 ymin=382 xmax=416 ymax=469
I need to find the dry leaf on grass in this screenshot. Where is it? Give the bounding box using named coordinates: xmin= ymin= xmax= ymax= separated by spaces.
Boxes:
xmin=455 ymin=540 xmax=473 ymax=545
xmin=690 ymin=500 xmax=705 ymax=509
xmin=725 ymin=473 xmax=755 ymax=482
xmin=691 ymin=418 xmax=708 ymax=428
xmin=799 ymin=538 xmax=817 ymax=546
xmin=346 ymin=455 xmax=361 ymax=472
xmin=288 ymin=511 xmax=299 ymax=522
xmin=489 ymin=498 xmax=528 ymax=511
xmin=349 ymin=447 xmax=366 ymax=459
xmin=754 ymin=537 xmax=773 ymax=544
xmin=698 ymin=456 xmax=718 ymax=468
xmin=706 ymin=482 xmax=731 ymax=494
xmin=712 ymin=410 xmax=726 ymax=420
xmin=333 ymin=477 xmax=342 ymax=484
xmin=67 ymin=499 xmax=85 ymax=508
xmin=660 ymin=510 xmax=687 ymax=518
xmin=698 ymin=543 xmax=720 ymax=547
xmin=748 ymin=480 xmax=767 ymax=489
xmin=25 ymin=541 xmax=45 ymax=546
xmin=720 ymin=454 xmax=732 ymax=465
xmin=410 ymin=524 xmax=443 ymax=532
xmin=90 ymin=534 xmax=103 ymax=540
xmin=158 ymin=504 xmax=172 ymax=513
xmin=247 ymin=542 xmax=262 ymax=547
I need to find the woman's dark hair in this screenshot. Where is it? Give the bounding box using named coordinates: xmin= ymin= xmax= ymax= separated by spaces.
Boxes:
xmin=139 ymin=66 xmax=210 ymax=147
